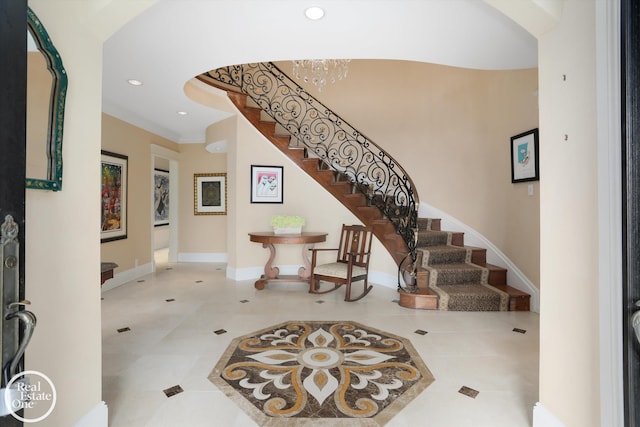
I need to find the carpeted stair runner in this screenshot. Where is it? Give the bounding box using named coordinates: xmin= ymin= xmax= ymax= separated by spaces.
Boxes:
xmin=416 ymin=219 xmax=509 ymax=311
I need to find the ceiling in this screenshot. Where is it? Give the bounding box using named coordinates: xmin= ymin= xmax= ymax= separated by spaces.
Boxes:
xmin=102 ymin=0 xmax=537 ymax=144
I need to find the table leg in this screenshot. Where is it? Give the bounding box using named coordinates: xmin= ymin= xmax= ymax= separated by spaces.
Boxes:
xmin=298 ymin=243 xmax=315 ymax=279
xmin=255 ymin=278 xmax=268 ymax=290
xmin=256 ymin=243 xmax=279 ymax=290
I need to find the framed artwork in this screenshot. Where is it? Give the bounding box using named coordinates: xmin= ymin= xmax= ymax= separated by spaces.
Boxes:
xmin=251 ymin=165 xmax=283 ymax=203
xmin=101 ymin=150 xmax=128 ymax=242
xmin=510 ymin=128 xmax=539 ymax=183
xmin=154 ymin=169 xmax=170 ymax=226
xmin=194 ymin=173 xmax=227 ymax=215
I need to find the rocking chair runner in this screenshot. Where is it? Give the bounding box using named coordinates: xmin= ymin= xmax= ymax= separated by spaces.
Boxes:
xmin=308 ymin=224 xmax=374 ymax=301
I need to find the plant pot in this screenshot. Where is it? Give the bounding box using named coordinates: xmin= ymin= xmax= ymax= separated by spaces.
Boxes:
xmin=273 ymin=226 xmax=302 ymax=235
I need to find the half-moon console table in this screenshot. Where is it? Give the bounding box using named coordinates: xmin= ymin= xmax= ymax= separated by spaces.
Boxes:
xmin=248 ymin=232 xmax=328 ymax=290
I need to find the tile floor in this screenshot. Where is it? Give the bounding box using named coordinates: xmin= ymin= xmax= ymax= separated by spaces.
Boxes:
xmin=101 ymin=252 xmax=539 ymax=427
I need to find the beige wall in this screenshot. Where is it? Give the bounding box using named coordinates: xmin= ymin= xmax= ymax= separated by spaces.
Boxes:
xmin=537 ymin=1 xmax=600 ymax=425
xmin=24 ymin=2 xmax=159 ymax=425
xmin=178 ymin=143 xmax=227 ymax=254
xmin=182 ymin=81 xmax=372 ymax=270
xmin=108 ymin=61 xmax=539 ymax=288
xmin=101 ymin=114 xmax=231 ymax=263
xmin=101 ymin=113 xmax=178 ymax=271
xmin=274 ymin=60 xmax=541 ymax=287
xmin=227 ymin=115 xmax=398 ymax=276
xmin=24 ymin=6 xmax=102 ymax=426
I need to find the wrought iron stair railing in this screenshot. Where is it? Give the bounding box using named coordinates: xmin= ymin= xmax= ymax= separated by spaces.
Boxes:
xmin=199 ymin=62 xmax=420 ymax=290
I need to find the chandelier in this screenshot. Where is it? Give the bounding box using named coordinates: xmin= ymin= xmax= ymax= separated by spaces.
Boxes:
xmin=292 ymin=59 xmax=351 ymax=91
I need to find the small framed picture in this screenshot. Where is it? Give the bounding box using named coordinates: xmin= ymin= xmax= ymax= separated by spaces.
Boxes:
xmin=101 ymin=150 xmax=128 ymax=243
xmin=251 ymin=165 xmax=283 ymax=203
xmin=154 ymin=169 xmax=170 ymax=226
xmin=194 ymin=173 xmax=227 ymax=215
xmin=510 ymin=128 xmax=539 ymax=183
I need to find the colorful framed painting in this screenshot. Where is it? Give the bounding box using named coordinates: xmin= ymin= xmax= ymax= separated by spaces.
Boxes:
xmin=194 ymin=173 xmax=227 ymax=215
xmin=101 ymin=150 xmax=128 ymax=242
xmin=154 ymin=169 xmax=170 ymax=226
xmin=510 ymin=128 xmax=539 ymax=183
xmin=251 ymin=165 xmax=283 ymax=203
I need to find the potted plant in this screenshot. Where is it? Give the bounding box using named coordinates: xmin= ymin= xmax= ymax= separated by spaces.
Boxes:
xmin=271 ymin=215 xmax=305 ymax=235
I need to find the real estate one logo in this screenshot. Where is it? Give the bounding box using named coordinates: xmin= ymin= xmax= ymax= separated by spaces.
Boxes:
xmin=4 ymin=370 xmax=57 ymax=423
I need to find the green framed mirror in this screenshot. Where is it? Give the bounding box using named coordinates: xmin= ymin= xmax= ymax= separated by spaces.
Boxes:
xmin=26 ymin=7 xmax=67 ymax=191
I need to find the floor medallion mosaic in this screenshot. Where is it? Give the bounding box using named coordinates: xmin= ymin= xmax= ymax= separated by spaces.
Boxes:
xmin=209 ymin=321 xmax=435 ymax=426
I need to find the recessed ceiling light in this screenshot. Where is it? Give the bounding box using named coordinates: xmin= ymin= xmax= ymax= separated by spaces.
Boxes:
xmin=127 ymin=79 xmax=143 ymax=86
xmin=305 ymin=6 xmax=324 ymax=20
xmin=177 ymin=111 xmax=188 ymax=116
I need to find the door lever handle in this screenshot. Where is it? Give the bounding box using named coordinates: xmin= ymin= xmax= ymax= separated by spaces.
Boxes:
xmin=3 ymin=310 xmax=37 ymax=385
xmin=7 ymin=300 xmax=30 ymax=310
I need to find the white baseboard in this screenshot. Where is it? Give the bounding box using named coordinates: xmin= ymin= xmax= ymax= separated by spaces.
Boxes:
xmin=101 ymin=262 xmax=153 ymax=292
xmin=228 ymin=265 xmax=268 ymax=281
xmin=102 ymin=262 xmax=398 ymax=293
xmin=178 ymin=252 xmax=228 ymax=263
xmin=229 ymin=265 xmax=398 ymax=289
xmin=533 ymin=402 xmax=565 ymax=427
xmin=74 ymin=401 xmax=108 ymax=427
xmin=368 ymin=270 xmax=398 ymax=289
xmin=101 ymin=254 xmax=228 ymax=292
xmin=419 ymin=202 xmax=540 ymax=312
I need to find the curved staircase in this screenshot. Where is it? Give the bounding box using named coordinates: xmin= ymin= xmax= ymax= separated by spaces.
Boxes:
xmin=197 ymin=63 xmax=529 ymax=311
xmin=197 ymin=67 xmax=414 ymax=267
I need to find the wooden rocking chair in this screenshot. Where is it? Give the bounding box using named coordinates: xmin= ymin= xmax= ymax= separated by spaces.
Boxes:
xmin=308 ymin=224 xmax=374 ymax=301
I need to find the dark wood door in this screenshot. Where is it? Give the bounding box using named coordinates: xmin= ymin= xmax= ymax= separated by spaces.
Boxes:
xmin=0 ymin=1 xmax=26 ymax=426
xmin=622 ymin=1 xmax=640 ymax=426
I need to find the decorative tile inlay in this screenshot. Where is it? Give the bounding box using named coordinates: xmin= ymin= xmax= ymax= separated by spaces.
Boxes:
xmin=240 ymin=299 xmax=249 ymax=303
xmin=209 ymin=321 xmax=434 ymax=426
xmin=513 ymin=328 xmax=527 ymax=334
xmin=458 ymin=386 xmax=479 ymax=398
xmin=214 ymin=329 xmax=227 ymax=335
xmin=165 ymin=298 xmax=175 ymax=302
xmin=163 ymin=385 xmax=184 ymax=398
xmin=414 ymin=329 xmax=428 ymax=335
xmin=117 ymin=327 xmax=131 ymax=333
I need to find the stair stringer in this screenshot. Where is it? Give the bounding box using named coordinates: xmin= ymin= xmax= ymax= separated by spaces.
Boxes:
xmin=224 ymin=91 xmax=410 ymax=267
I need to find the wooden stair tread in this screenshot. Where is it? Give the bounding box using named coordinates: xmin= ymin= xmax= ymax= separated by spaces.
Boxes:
xmin=489 ymin=283 xmax=530 ymax=311
xmin=489 ymin=283 xmax=528 ymax=296
xmin=398 ymin=288 xmax=438 ymax=310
